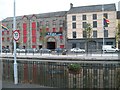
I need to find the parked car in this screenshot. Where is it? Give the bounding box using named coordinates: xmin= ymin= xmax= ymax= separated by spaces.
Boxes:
xmin=70 ymin=48 xmax=85 ymax=53
xmin=2 ymin=48 xmax=10 ymax=53
xmin=26 ymin=48 xmax=39 ymax=53
xmin=102 ymin=45 xmax=119 ymax=52
xmin=39 ymin=48 xmax=51 ymax=53
xmin=16 ymin=48 xmax=26 ymax=53
xmin=55 ymin=48 xmax=63 ymax=53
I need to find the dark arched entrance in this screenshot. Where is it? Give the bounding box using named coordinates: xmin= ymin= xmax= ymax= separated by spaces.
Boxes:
xmin=47 ymin=37 xmax=56 ymax=50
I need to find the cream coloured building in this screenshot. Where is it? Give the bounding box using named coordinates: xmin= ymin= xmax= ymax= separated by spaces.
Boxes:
xmin=67 ymin=3 xmax=117 ymax=50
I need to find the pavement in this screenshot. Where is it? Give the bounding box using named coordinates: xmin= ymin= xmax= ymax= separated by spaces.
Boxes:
xmin=2 ymin=81 xmax=53 ymax=88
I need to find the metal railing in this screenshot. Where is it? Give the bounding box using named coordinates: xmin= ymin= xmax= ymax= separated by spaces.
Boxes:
xmin=2 ymin=58 xmax=120 ymax=88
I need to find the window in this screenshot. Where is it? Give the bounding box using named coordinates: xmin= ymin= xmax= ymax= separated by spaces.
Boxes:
xmin=82 ymin=22 xmax=87 ymax=28
xmin=83 ymin=31 xmax=87 ymax=38
xmin=104 ymin=30 xmax=108 ymax=37
xmin=46 ymin=21 xmax=49 ymax=26
xmin=60 ymin=35 xmax=63 ymax=39
xmin=53 ymin=20 xmax=56 ymax=25
xmin=73 ymin=31 xmax=76 ymax=38
xmin=72 ymin=22 xmax=76 ymax=29
xmin=7 ymin=37 xmax=10 ymax=41
xmin=2 ymin=37 xmax=4 ymax=42
xmin=40 ymin=21 xmax=43 ymax=26
xmin=93 ymin=21 xmax=97 ymax=28
xmin=93 ymin=31 xmax=97 ymax=38
xmin=93 ymin=14 xmax=97 ymax=20
xmin=104 ymin=13 xmax=108 ymax=19
xmin=82 ymin=15 xmax=86 ymax=20
xmin=2 ymin=31 xmax=4 ymax=35
xmin=46 ymin=28 xmax=49 ymax=32
xmin=72 ymin=15 xmax=76 ymax=21
xmin=59 ymin=27 xmax=63 ymax=32
xmin=7 ymin=31 xmax=9 ymax=35
xmin=60 ymin=45 xmax=64 ymax=48
xmin=72 ymin=43 xmax=76 ymax=48
xmin=59 ymin=20 xmax=63 ymax=25
xmin=53 ymin=28 xmax=56 ymax=32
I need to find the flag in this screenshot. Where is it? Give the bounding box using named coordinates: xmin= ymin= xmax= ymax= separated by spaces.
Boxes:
xmin=103 ymin=17 xmax=110 ymax=27
xmin=1 ymin=24 xmax=9 ymax=30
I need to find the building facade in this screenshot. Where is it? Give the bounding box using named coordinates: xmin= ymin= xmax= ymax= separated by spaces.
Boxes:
xmin=2 ymin=11 xmax=67 ymax=50
xmin=1 ymin=3 xmax=119 ymax=51
xmin=67 ymin=3 xmax=117 ymax=50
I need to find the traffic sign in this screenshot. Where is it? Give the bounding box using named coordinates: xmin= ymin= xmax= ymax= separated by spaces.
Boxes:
xmin=13 ymin=30 xmax=20 ymax=41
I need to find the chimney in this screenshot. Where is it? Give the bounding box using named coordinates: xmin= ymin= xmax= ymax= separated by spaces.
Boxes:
xmin=70 ymin=3 xmax=73 ymax=9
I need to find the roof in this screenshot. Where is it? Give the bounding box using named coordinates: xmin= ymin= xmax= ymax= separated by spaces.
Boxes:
xmin=117 ymin=11 xmax=120 ymax=19
xmin=2 ymin=11 xmax=67 ymax=22
xmin=67 ymin=3 xmax=116 ymax=14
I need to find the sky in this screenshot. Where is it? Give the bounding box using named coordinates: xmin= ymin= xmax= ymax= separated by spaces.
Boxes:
xmin=0 ymin=0 xmax=120 ymax=21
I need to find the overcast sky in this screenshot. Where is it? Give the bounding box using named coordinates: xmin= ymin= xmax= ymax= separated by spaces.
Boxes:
xmin=0 ymin=0 xmax=120 ymax=21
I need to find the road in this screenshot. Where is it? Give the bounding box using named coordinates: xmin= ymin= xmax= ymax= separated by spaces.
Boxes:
xmin=1 ymin=52 xmax=120 ymax=60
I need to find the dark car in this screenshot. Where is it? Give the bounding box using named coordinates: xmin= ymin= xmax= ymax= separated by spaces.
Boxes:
xmin=2 ymin=48 xmax=10 ymax=53
xmin=55 ymin=48 xmax=63 ymax=53
xmin=39 ymin=48 xmax=51 ymax=53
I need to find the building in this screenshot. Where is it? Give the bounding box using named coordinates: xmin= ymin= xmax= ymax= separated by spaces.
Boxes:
xmin=118 ymin=1 xmax=120 ymax=11
xmin=67 ymin=3 xmax=117 ymax=50
xmin=117 ymin=11 xmax=120 ymax=48
xmin=2 ymin=11 xmax=67 ymax=50
xmin=1 ymin=3 xmax=119 ymax=51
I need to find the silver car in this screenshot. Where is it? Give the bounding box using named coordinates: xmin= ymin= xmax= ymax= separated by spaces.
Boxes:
xmin=70 ymin=48 xmax=85 ymax=53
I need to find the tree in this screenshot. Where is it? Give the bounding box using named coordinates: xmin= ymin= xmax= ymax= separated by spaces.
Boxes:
xmin=84 ymin=23 xmax=92 ymax=53
xmin=116 ymin=23 xmax=120 ymax=48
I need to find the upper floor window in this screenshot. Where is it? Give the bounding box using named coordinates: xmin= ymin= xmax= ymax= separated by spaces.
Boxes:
xmin=82 ymin=22 xmax=87 ymax=28
xmin=72 ymin=15 xmax=76 ymax=21
xmin=7 ymin=31 xmax=9 ymax=35
xmin=93 ymin=31 xmax=97 ymax=38
xmin=72 ymin=22 xmax=76 ymax=29
xmin=93 ymin=21 xmax=97 ymax=28
xmin=82 ymin=15 xmax=86 ymax=20
xmin=83 ymin=31 xmax=87 ymax=38
xmin=40 ymin=21 xmax=43 ymax=26
xmin=93 ymin=14 xmax=97 ymax=20
xmin=73 ymin=31 xmax=76 ymax=38
xmin=59 ymin=20 xmax=63 ymax=25
xmin=53 ymin=20 xmax=56 ymax=25
xmin=104 ymin=13 xmax=108 ymax=19
xmin=46 ymin=21 xmax=49 ymax=26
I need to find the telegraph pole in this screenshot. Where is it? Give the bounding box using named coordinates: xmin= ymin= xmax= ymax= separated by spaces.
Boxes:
xmin=13 ymin=0 xmax=18 ymax=84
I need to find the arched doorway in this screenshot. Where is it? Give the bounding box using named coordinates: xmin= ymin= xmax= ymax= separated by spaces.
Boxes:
xmin=47 ymin=37 xmax=56 ymax=50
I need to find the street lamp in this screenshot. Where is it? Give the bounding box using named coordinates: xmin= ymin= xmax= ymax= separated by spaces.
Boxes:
xmin=13 ymin=0 xmax=18 ymax=84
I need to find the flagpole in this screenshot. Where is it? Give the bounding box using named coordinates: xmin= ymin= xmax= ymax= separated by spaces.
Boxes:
xmin=13 ymin=0 xmax=18 ymax=84
xmin=0 ymin=22 xmax=2 ymax=55
xmin=102 ymin=4 xmax=105 ymax=54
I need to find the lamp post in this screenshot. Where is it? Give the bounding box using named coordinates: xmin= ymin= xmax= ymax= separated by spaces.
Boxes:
xmin=13 ymin=0 xmax=18 ymax=84
xmin=102 ymin=4 xmax=105 ymax=54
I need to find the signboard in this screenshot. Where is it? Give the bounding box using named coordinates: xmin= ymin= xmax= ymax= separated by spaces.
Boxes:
xmin=13 ymin=30 xmax=20 ymax=41
xmin=46 ymin=32 xmax=62 ymax=36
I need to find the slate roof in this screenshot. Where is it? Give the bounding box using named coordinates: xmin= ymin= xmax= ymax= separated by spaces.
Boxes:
xmin=117 ymin=11 xmax=120 ymax=19
xmin=68 ymin=3 xmax=116 ymax=14
xmin=2 ymin=11 xmax=67 ymax=22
